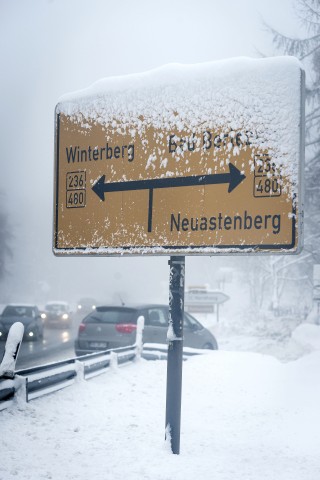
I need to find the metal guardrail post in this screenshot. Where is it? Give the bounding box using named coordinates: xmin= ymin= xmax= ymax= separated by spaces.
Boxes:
xmin=110 ymin=351 xmax=118 ymax=369
xmin=0 ymin=322 xmax=26 ymax=409
xmin=74 ymin=360 xmax=85 ymax=383
xmin=0 ymin=322 xmax=24 ymax=379
xmin=135 ymin=315 xmax=145 ymax=360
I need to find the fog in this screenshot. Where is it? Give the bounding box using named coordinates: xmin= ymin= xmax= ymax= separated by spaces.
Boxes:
xmin=0 ymin=0 xmax=300 ymax=306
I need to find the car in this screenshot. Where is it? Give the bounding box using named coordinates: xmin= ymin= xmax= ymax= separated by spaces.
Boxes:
xmin=74 ymin=304 xmax=218 ymax=356
xmin=0 ymin=304 xmax=44 ymax=341
xmin=76 ymin=298 xmax=97 ymax=316
xmin=44 ymin=301 xmax=72 ymax=328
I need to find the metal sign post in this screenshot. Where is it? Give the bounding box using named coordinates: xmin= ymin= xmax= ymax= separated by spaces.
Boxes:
xmin=165 ymin=256 xmax=185 ymax=454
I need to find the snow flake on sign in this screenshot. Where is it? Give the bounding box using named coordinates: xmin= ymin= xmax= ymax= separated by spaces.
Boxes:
xmin=146 ymin=153 xmax=157 ymax=170
xmin=160 ymin=158 xmax=168 ymax=169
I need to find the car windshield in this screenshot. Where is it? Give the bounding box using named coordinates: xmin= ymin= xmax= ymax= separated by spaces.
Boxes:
xmin=184 ymin=312 xmax=202 ymax=329
xmin=46 ymin=304 xmax=67 ymax=312
xmin=84 ymin=308 xmax=136 ymax=324
xmin=79 ymin=298 xmax=96 ymax=305
xmin=2 ymin=306 xmax=35 ymax=317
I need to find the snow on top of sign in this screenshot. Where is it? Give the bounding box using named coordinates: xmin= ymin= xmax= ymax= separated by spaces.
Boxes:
xmin=58 ymin=56 xmax=302 ymax=107
xmin=57 ymin=56 xmax=303 ymax=181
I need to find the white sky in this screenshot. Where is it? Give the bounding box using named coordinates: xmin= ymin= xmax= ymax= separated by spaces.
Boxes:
xmin=0 ymin=0 xmax=303 ymax=304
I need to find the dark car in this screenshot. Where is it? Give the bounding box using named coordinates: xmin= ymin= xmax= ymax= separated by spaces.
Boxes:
xmin=44 ymin=301 xmax=72 ymax=328
xmin=0 ymin=304 xmax=44 ymax=341
xmin=74 ymin=304 xmax=218 ymax=356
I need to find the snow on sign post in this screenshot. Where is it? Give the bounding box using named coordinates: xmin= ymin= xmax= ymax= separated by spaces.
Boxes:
xmin=53 ymin=57 xmax=305 ymax=455
xmin=53 ymin=57 xmax=304 ymax=255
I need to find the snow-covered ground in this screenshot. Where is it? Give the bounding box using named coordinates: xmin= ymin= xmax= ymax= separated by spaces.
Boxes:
xmin=1 ymin=312 xmax=320 ymax=480
xmin=202 ymin=311 xmax=320 ymax=362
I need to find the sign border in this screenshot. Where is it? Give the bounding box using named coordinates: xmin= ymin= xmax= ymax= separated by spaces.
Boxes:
xmin=53 ymin=69 xmax=304 ymax=256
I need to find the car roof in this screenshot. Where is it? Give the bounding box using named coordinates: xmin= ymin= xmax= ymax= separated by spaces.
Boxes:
xmin=45 ymin=301 xmax=69 ymax=306
xmin=96 ymin=303 xmax=168 ymax=310
xmin=4 ymin=303 xmax=38 ymax=308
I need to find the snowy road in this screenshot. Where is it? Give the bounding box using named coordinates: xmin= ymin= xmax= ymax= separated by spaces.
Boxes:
xmin=0 ymin=324 xmax=79 ymax=370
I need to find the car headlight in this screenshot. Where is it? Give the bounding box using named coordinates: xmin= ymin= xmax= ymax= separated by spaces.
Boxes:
xmin=41 ymin=313 xmax=47 ymax=319
xmin=62 ymin=313 xmax=69 ymax=320
xmin=25 ymin=322 xmax=36 ymax=336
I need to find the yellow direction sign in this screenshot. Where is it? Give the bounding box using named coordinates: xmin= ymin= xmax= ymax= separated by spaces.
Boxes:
xmin=53 ymin=57 xmax=304 ymax=255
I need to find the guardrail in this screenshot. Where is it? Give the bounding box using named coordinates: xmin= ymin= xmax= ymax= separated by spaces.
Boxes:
xmin=0 ymin=317 xmax=145 ymax=411
xmin=0 ymin=343 xmax=139 ymax=410
xmin=0 ymin=318 xmax=208 ymax=411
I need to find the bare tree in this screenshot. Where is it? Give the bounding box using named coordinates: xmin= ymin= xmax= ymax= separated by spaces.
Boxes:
xmin=259 ymin=1 xmax=320 ymax=316
xmin=267 ymin=0 xmax=320 ymax=256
